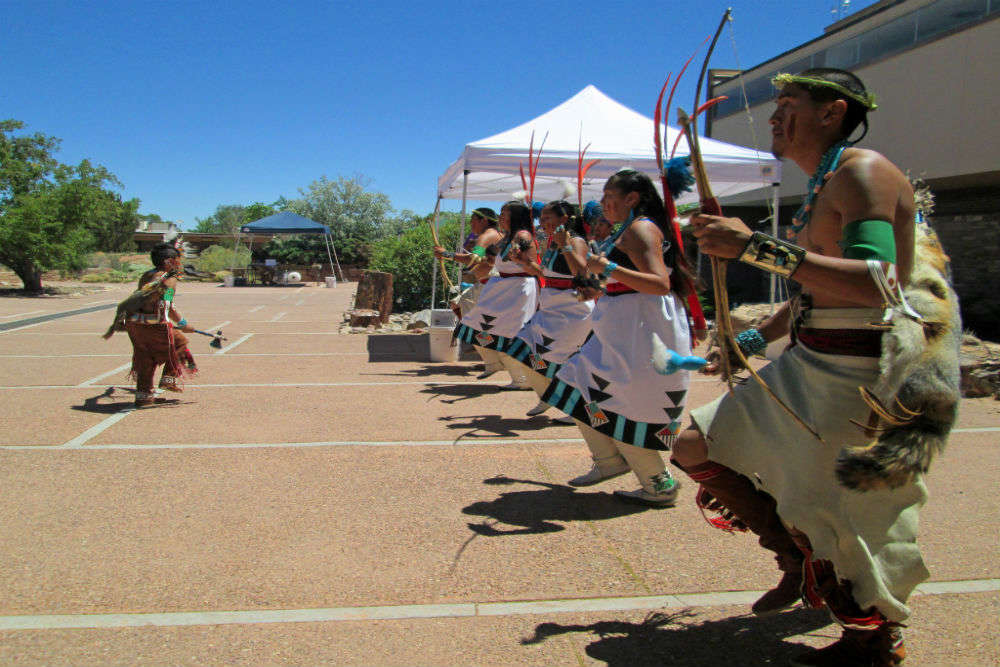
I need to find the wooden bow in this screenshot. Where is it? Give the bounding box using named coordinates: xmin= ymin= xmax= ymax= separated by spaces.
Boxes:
xmin=680 ymin=8 xmax=822 ymax=440
xmin=654 ymin=46 xmax=705 ymax=334
xmin=427 ymin=197 xmax=456 ymax=292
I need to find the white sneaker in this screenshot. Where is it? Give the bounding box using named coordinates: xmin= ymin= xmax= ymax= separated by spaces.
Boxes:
xmin=526 ymin=400 xmax=550 ymax=416
xmin=568 ymin=461 xmax=630 ymax=487
xmin=499 ymin=380 xmax=531 ymax=391
xmin=613 ymin=478 xmax=681 ymax=507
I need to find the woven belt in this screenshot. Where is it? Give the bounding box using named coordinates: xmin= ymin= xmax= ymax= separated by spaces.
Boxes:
xmin=604 ymin=283 xmax=638 ymax=296
xmin=127 ymin=313 xmax=164 ymax=324
xmin=796 ymin=327 xmax=883 ymax=357
xmin=542 ymin=277 xmax=574 ymax=290
xmin=499 ymin=272 xmax=532 ymax=278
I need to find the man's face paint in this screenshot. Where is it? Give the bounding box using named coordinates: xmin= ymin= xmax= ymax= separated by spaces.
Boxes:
xmin=769 ymin=85 xmax=818 ymax=159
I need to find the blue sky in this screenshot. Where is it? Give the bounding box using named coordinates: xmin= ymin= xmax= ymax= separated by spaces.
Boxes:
xmin=3 ymin=0 xmax=877 ymax=228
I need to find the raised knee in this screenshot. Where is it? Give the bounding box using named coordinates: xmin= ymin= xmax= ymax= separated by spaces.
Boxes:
xmin=670 ymin=426 xmax=708 ymax=468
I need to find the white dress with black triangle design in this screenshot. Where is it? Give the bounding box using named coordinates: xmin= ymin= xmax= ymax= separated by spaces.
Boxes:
xmin=453 ymin=253 xmax=538 ymax=352
xmin=541 ymin=263 xmax=692 ymax=450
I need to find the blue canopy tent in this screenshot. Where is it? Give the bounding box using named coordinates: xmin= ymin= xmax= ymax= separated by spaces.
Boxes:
xmin=232 ymin=211 xmax=343 ymax=281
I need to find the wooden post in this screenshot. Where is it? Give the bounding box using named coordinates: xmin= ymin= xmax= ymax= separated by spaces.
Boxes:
xmin=350 ymin=270 xmax=393 ymax=327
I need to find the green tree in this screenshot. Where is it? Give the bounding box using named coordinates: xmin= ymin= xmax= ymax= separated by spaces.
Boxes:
xmin=282 ymin=175 xmax=392 ymax=266
xmin=51 ymin=160 xmax=138 ymax=252
xmin=368 ymin=214 xmax=461 ymax=311
xmin=0 ymin=120 xmax=137 ymax=290
xmin=192 ymin=201 xmax=275 ymax=235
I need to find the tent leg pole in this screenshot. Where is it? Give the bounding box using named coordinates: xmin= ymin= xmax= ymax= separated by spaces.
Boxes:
xmin=327 ymin=235 xmax=344 ymax=283
xmin=230 ymin=229 xmax=243 ymax=279
xmin=430 ymin=195 xmax=443 ymax=312
xmin=322 ymin=233 xmax=337 ymax=282
xmin=769 ymin=182 xmax=780 ymax=314
xmin=458 ymin=170 xmax=469 ymax=252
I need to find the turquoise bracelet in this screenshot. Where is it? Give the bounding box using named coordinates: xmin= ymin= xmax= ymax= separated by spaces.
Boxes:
xmin=736 ymin=328 xmax=767 ymax=356
xmin=178 ymin=318 xmax=188 ymax=327
xmin=601 ymin=261 xmax=618 ymax=279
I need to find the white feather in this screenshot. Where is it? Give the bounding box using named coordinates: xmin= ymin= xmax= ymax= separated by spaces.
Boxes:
xmin=557 ymin=178 xmax=576 ymax=201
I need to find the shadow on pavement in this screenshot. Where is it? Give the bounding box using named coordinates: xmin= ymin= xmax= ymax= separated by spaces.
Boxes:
xmin=364 ymin=364 xmax=475 ymax=378
xmin=420 ymin=384 xmax=501 ymax=404
xmin=521 ymin=607 xmax=831 ymax=666
xmin=441 ymin=414 xmax=554 ymax=438
xmin=366 ymin=334 xmax=427 ymax=362
xmin=71 ymin=387 xmax=184 ymax=413
xmin=462 ymin=476 xmax=648 ymax=536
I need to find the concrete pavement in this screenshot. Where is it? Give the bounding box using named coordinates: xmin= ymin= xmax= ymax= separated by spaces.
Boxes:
xmin=0 ymin=282 xmax=997 ymax=665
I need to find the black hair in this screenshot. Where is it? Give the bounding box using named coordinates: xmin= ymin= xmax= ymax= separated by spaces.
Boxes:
xmin=150 ymin=242 xmax=180 ymax=269
xmin=471 ymin=207 xmax=498 ymax=227
xmin=502 ymin=201 xmax=534 ymax=237
xmin=542 ymin=200 xmax=586 ymax=237
xmin=795 ymin=68 xmax=871 ymax=143
xmin=603 ymin=169 xmax=695 ymax=299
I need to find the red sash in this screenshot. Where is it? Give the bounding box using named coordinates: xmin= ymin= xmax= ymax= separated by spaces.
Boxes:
xmin=604 ymin=282 xmax=637 ymax=296
xmin=543 ymin=277 xmax=574 ymax=290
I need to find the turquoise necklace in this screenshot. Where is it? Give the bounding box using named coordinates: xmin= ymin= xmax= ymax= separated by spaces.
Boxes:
xmin=595 ymin=210 xmax=635 ymax=255
xmin=541 ymin=242 xmax=560 ymax=270
xmin=790 ymin=140 xmax=851 ymax=237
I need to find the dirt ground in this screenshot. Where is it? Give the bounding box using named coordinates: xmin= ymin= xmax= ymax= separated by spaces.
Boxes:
xmin=0 ymin=281 xmax=996 ymax=666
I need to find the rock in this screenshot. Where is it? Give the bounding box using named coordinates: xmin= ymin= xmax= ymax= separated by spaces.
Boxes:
xmin=961 ymin=358 xmax=1000 ymax=398
xmin=411 ymin=309 xmax=432 ymax=329
xmin=960 ymin=333 xmax=1000 ymax=398
xmin=728 ymin=303 xmax=773 ymax=332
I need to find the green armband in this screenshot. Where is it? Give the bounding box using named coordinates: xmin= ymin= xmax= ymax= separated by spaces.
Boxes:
xmin=471 ymin=245 xmax=486 ymax=258
xmin=162 ymin=287 xmax=175 ymax=302
xmin=840 ymin=219 xmax=896 ymax=264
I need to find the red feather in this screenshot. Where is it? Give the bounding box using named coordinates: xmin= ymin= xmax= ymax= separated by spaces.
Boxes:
xmin=654 ymin=75 xmax=671 ymax=167
xmin=696 ymin=95 xmax=728 ymax=116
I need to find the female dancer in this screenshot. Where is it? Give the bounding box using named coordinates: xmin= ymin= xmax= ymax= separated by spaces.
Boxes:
xmin=539 ymin=169 xmax=698 ymax=507
xmin=446 ymin=201 xmax=539 ymax=385
xmin=448 ymin=207 xmax=501 ymax=320
xmin=499 ymin=200 xmax=595 ymax=417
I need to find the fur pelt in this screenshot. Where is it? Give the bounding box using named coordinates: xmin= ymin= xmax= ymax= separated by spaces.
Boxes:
xmin=101 ymin=270 xmax=177 ymax=339
xmin=835 ymin=222 xmax=962 ymax=491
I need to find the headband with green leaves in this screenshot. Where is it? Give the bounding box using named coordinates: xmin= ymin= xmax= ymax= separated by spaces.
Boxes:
xmin=772 ymin=73 xmax=878 ymax=111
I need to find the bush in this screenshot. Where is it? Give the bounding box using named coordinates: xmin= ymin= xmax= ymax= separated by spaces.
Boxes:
xmin=82 ymin=273 xmax=107 ymax=282
xmin=194 ymin=245 xmax=251 ymax=273
xmin=368 ymin=218 xmax=460 ymax=312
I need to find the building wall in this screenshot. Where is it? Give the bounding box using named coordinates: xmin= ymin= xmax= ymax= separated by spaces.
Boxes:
xmin=710 ymin=9 xmax=1000 ymax=199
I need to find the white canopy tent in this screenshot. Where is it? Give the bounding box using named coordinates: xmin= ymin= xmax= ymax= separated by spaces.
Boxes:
xmin=437 ymin=85 xmax=780 ymax=204
xmin=432 ymin=85 xmax=783 ymax=309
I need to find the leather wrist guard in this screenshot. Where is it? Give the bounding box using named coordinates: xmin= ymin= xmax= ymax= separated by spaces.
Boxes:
xmin=738 ymin=232 xmax=806 ymax=277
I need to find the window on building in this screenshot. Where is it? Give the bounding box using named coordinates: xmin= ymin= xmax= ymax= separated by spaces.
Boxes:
xmin=825 ymin=38 xmax=860 ymax=68
xmin=917 ymin=0 xmax=988 ymax=39
xmin=859 ymin=14 xmax=916 ymax=61
xmin=711 ymin=0 xmax=997 ymax=122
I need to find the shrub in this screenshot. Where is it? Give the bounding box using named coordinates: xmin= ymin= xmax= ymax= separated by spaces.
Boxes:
xmin=81 ymin=273 xmax=107 ymax=282
xmin=87 ymin=251 xmax=110 ymax=268
xmin=194 ymin=245 xmax=251 ymax=273
xmin=368 ymin=218 xmax=460 ymax=312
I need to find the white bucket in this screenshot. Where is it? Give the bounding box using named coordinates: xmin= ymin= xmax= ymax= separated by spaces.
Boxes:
xmin=325 ymin=276 xmax=337 ymax=288
xmin=223 ymin=275 xmax=235 ymax=287
xmin=428 ymin=327 xmax=459 ymax=362
xmin=430 ymin=308 xmax=456 ymax=327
